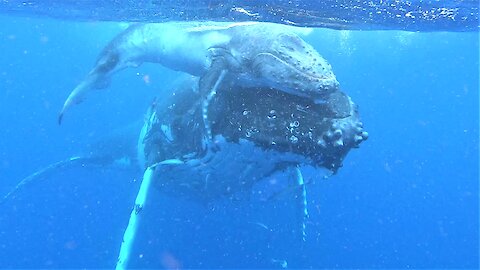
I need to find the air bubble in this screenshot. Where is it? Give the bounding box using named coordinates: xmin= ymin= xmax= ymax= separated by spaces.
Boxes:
xmin=289 ymin=135 xmax=299 ymax=144
xmin=289 ymin=121 xmax=300 ymax=128
xmin=245 ymin=127 xmax=258 ymax=138
xmin=267 ymin=110 xmax=277 ymax=120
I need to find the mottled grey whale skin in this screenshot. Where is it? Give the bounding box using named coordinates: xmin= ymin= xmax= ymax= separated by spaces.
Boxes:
xmin=138 ymin=76 xmax=367 ymax=202
xmin=59 ymin=22 xmax=339 ymax=123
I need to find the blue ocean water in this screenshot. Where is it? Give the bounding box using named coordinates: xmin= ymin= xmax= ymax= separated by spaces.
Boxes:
xmin=0 ymin=9 xmax=478 ymax=270
xmin=0 ymin=0 xmax=478 ymax=31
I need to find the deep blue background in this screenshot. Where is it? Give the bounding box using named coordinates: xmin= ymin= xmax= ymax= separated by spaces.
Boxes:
xmin=0 ymin=15 xmax=478 ymax=268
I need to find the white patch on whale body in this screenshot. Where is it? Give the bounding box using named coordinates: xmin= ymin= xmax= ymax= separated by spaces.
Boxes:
xmin=138 ymin=23 xmax=232 ymax=76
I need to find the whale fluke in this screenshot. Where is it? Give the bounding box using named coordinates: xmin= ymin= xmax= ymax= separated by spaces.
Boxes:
xmin=59 ymin=67 xmax=111 ymax=124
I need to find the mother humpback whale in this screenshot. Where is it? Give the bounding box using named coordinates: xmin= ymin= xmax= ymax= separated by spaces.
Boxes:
xmin=59 ymin=22 xmax=339 ymax=124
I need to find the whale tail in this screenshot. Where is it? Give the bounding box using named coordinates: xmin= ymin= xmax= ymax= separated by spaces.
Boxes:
xmin=58 ymin=58 xmax=116 ymax=124
xmin=58 ymin=48 xmax=122 ymax=125
xmin=58 ymin=71 xmax=103 ymax=124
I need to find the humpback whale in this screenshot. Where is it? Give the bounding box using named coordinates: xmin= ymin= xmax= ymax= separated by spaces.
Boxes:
xmin=139 ymin=77 xmax=366 ymax=200
xmin=10 ymin=21 xmax=367 ymax=267
xmin=59 ymin=22 xmax=339 ymax=124
xmin=114 ymin=75 xmax=367 ymax=269
xmin=3 ymin=73 xmax=367 ymax=268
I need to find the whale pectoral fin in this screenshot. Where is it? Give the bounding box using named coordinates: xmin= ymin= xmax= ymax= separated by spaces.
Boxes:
xmin=116 ymin=159 xmax=183 ymax=269
xmin=199 ymin=64 xmax=228 ymax=140
xmin=0 ymin=156 xmax=106 ymax=206
xmin=199 ymin=63 xmax=226 ymax=95
xmin=200 ymin=47 xmax=240 ymax=97
xmin=292 ymin=166 xmax=309 ymax=241
xmin=208 ymin=47 xmax=241 ymax=71
xmin=196 ymin=47 xmax=236 ymax=138
xmin=116 ymin=165 xmax=156 ymax=269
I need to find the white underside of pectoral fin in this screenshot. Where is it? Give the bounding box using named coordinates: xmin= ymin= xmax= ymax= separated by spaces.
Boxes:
xmin=116 ymin=159 xmax=185 ymax=270
xmin=116 ymin=165 xmax=156 ymax=270
xmin=293 ymin=166 xmax=309 ymax=241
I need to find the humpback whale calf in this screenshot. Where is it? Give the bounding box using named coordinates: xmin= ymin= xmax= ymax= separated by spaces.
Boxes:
xmin=59 ymin=22 xmax=339 ymax=124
